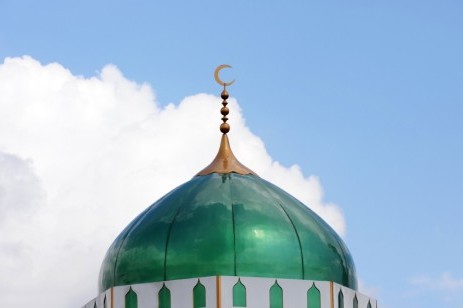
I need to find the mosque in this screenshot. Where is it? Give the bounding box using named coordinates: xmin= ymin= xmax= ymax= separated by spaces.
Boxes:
xmin=82 ymin=65 xmax=377 ymax=308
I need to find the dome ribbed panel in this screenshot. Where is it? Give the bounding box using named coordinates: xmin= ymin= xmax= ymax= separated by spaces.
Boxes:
xmin=165 ymin=174 xmax=235 ymax=280
xmin=230 ymin=175 xmax=303 ymax=279
xmin=258 ymin=179 xmax=357 ymax=289
xmin=98 ymin=176 xmax=207 ymax=292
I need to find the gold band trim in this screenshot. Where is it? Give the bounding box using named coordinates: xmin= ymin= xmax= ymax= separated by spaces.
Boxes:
xmin=330 ymin=281 xmax=334 ymax=308
xmin=216 ymin=276 xmax=222 ymax=308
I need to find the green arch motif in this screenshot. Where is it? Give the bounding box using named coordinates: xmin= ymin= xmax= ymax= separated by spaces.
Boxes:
xmin=353 ymin=294 xmax=358 ymax=308
xmin=307 ymin=283 xmax=320 ymax=308
xmin=125 ymin=288 xmax=138 ymax=308
xmin=233 ymin=279 xmax=246 ymax=307
xmin=103 ymin=295 xmax=107 ymax=308
xmin=270 ymin=281 xmax=283 ymax=308
xmin=338 ymin=289 xmax=344 ymax=308
xmin=158 ymin=284 xmax=171 ymax=308
xmin=193 ymin=280 xmax=206 ymax=308
xmin=367 ymin=301 xmax=372 ymax=308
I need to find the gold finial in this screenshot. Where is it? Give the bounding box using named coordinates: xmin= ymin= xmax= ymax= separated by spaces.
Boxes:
xmin=214 ymin=64 xmax=235 ymax=134
xmin=214 ymin=64 xmax=235 ymax=87
xmin=195 ymin=65 xmax=256 ymax=176
xmin=219 ymin=89 xmax=230 ymax=134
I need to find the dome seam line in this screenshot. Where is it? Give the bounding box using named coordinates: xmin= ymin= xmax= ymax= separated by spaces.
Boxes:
xmin=111 ymin=205 xmax=154 ymax=288
xmin=330 ymin=226 xmax=355 ymax=289
xmin=163 ymin=205 xmax=182 ymax=281
xmin=231 ymin=204 xmax=237 ymax=276
xmin=101 ymin=187 xmax=180 ymax=290
xmin=257 ymin=180 xmax=305 ymax=279
xmin=229 ymin=176 xmax=237 ymax=276
xmin=163 ymin=176 xmax=209 ymax=281
xmin=275 ymin=201 xmax=305 ymax=279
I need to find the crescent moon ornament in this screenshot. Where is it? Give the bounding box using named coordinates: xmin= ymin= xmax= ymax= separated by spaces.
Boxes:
xmin=214 ymin=64 xmax=235 ymax=87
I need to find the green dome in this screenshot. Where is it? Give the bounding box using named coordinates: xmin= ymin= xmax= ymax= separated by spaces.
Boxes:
xmin=98 ymin=173 xmax=357 ymax=292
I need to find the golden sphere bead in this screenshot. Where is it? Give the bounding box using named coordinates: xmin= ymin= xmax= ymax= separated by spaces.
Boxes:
xmin=220 ymin=123 xmax=230 ymax=134
xmin=221 ymin=107 xmax=229 ymax=115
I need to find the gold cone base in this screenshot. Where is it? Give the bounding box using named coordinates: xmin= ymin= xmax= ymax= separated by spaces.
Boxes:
xmin=196 ymin=134 xmax=256 ymax=176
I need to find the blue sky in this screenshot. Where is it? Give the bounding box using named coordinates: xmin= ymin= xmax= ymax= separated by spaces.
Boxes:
xmin=1 ymin=1 xmax=463 ymax=307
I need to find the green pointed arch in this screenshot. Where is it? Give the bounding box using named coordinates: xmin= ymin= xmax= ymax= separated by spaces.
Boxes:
xmin=270 ymin=281 xmax=283 ymax=308
xmin=193 ymin=280 xmax=206 ymax=308
xmin=353 ymin=294 xmax=358 ymax=308
xmin=233 ymin=279 xmax=246 ymax=307
xmin=367 ymin=301 xmax=372 ymax=308
xmin=337 ymin=289 xmax=344 ymax=308
xmin=307 ymin=283 xmax=320 ymax=308
xmin=103 ymin=295 xmax=107 ymax=308
xmin=125 ymin=288 xmax=137 ymax=308
xmin=159 ymin=284 xmax=171 ymax=308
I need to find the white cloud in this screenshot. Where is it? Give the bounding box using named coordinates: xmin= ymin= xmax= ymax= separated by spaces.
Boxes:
xmin=411 ymin=272 xmax=463 ymax=290
xmin=410 ymin=272 xmax=463 ymax=304
xmin=0 ymin=56 xmax=346 ymax=307
xmin=358 ymin=278 xmax=381 ymax=300
xmin=0 ymin=152 xmax=44 ymax=219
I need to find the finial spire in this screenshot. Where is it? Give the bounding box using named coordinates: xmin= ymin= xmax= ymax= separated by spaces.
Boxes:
xmin=214 ymin=64 xmax=235 ymax=134
xmin=196 ymin=65 xmax=256 ymax=176
xmin=220 ymin=88 xmax=230 ymax=134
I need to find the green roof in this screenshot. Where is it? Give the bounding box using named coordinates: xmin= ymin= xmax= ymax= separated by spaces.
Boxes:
xmin=98 ymin=173 xmax=357 ymax=292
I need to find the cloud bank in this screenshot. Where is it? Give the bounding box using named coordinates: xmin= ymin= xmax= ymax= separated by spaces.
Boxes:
xmin=0 ymin=56 xmax=346 ymax=307
xmin=410 ymin=272 xmax=463 ymax=305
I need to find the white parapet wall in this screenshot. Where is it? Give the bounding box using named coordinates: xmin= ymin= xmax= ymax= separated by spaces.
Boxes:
xmin=83 ymin=276 xmax=377 ymax=308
